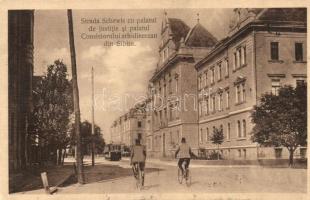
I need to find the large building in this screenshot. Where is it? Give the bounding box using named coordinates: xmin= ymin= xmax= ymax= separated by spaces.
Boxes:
xmin=110 ymin=101 xmax=151 ymax=147
xmin=8 ymin=10 xmax=34 ymax=171
xmin=147 ymin=13 xmax=218 ymax=158
xmin=195 ymin=8 xmax=307 ymax=160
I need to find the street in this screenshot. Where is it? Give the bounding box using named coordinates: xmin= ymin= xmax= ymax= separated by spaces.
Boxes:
xmin=17 ymin=157 xmax=307 ymax=194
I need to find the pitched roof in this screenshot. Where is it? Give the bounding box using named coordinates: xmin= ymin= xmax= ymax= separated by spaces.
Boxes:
xmin=167 ymin=18 xmax=190 ymax=49
xmin=184 ymin=23 xmax=218 ymax=47
xmin=257 ymin=8 xmax=307 ymax=22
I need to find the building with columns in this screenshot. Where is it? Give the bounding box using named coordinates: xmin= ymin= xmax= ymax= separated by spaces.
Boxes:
xmin=147 ymin=13 xmax=218 ymax=158
xmin=195 ymin=8 xmax=307 ymax=160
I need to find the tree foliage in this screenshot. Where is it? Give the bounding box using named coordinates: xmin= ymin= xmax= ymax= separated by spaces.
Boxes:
xmin=251 ymin=84 xmax=307 ymax=165
xmin=70 ymin=120 xmax=106 ymax=155
xmin=210 ymin=127 xmax=224 ymax=160
xmin=210 ymin=127 xmax=224 ymax=146
xmin=29 ymin=60 xmax=73 ymax=163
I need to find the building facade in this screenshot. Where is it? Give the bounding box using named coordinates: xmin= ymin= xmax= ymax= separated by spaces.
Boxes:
xmin=8 ymin=10 xmax=34 ymax=171
xmin=110 ymin=101 xmax=150 ymax=148
xmin=147 ymin=13 xmax=218 ymax=158
xmin=195 ymin=8 xmax=307 ymax=160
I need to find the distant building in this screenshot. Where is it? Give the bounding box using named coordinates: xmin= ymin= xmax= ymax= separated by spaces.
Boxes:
xmin=8 ymin=10 xmax=34 ymax=171
xmin=148 ymin=12 xmax=218 ymax=158
xmin=110 ymin=101 xmax=150 ymax=148
xmin=195 ymin=8 xmax=307 ymax=160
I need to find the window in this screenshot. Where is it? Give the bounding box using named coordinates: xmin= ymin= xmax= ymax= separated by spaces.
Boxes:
xmin=175 ymin=102 xmax=180 ymax=119
xmin=175 ymin=75 xmax=179 ymax=93
xmin=211 ymin=68 xmax=215 ymax=84
xmin=201 ymin=100 xmax=206 ymax=116
xmin=138 ymin=121 xmax=142 ymax=128
xmin=225 ymin=59 xmax=229 ymax=77
xmin=238 ymin=149 xmax=242 ymax=157
xmin=164 ymin=84 xmax=166 ymax=97
xmin=204 ymin=72 xmax=208 ymax=86
xmin=205 ymin=99 xmax=209 ymax=115
xmin=218 ymin=62 xmax=222 ymax=81
xmin=168 ymin=79 xmax=172 ymax=94
xmin=241 ymin=46 xmax=246 ymax=65
xmin=164 ymin=108 xmax=167 ymax=122
xmin=206 ymin=128 xmax=209 ymax=142
xmin=242 ymin=119 xmax=246 ymax=137
xmin=243 ymin=149 xmax=246 ymax=158
xmin=236 ymin=85 xmax=241 ymax=103
xmin=296 ymin=79 xmax=306 ymax=87
xmin=226 ymin=90 xmax=230 ymax=109
xmin=219 ymin=93 xmax=223 ymax=111
xmin=237 ymin=49 xmax=241 ymax=68
xmin=295 ymin=43 xmax=303 ymax=61
xmin=198 ymin=75 xmax=202 ymax=90
xmin=169 ymin=105 xmax=173 ymax=121
xmin=138 ymin=133 xmax=142 ymax=140
xmin=237 ymin=120 xmax=241 ymax=138
xmin=242 ymin=83 xmax=246 ymax=102
xmin=271 ymin=79 xmax=281 ymax=95
xmin=227 ymin=123 xmax=231 ymax=140
xmin=199 ymin=128 xmax=203 ymax=143
xmin=199 ymin=101 xmax=202 ymax=116
xmin=233 ymin=52 xmax=237 ymax=70
xmin=270 ymin=42 xmax=279 ymax=60
xmin=212 ymin=95 xmax=216 ymax=112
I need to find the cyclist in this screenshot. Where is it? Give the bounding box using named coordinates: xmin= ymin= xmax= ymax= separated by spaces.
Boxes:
xmin=130 ymin=138 xmax=146 ymax=185
xmin=175 ymin=137 xmax=195 ymax=177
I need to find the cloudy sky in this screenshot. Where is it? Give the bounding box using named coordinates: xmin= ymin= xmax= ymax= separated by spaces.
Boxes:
xmin=34 ymin=9 xmax=234 ymax=142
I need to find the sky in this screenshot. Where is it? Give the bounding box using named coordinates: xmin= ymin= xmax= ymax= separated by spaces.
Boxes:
xmin=33 ymin=9 xmax=234 ymax=142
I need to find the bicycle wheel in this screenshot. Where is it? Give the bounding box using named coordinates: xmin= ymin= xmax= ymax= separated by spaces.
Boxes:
xmin=185 ymin=169 xmax=191 ymax=187
xmin=136 ymin=165 xmax=143 ymax=190
xmin=177 ymin=167 xmax=183 ymax=184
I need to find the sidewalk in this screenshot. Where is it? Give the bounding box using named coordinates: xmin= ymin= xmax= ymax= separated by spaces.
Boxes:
xmin=10 ymin=163 xmax=75 ymax=194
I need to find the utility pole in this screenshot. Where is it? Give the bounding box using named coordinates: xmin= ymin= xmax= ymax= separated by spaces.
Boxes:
xmin=91 ymin=66 xmax=95 ymax=166
xmin=67 ymin=9 xmax=84 ymax=184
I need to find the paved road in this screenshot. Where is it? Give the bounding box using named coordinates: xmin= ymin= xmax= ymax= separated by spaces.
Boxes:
xmin=17 ymin=157 xmax=307 ymax=195
xmin=59 ymin=157 xmax=307 ymax=194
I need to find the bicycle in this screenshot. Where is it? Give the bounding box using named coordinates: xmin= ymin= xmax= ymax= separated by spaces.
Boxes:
xmin=132 ymin=162 xmax=144 ymax=190
xmin=177 ymin=160 xmax=191 ymax=187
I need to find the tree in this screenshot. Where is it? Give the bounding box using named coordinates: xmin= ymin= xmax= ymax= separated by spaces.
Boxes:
xmin=210 ymin=127 xmax=224 ymax=160
xmin=251 ymin=84 xmax=307 ymax=166
xmin=29 ymin=60 xmax=73 ymax=165
xmin=70 ymin=120 xmax=105 ymax=156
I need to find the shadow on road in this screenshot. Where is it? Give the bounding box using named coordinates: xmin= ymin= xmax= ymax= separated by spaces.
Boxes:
xmin=61 ymin=162 xmax=163 ymax=186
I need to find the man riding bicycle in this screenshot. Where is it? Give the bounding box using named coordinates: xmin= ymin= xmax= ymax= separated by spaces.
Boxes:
xmin=175 ymin=137 xmax=195 ymax=177
xmin=130 ymin=138 xmax=146 ymax=186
